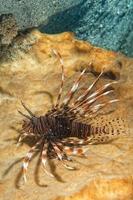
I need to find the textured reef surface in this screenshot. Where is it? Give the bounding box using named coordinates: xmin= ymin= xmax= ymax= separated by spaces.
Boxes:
xmin=0 ymin=30 xmax=133 ymax=200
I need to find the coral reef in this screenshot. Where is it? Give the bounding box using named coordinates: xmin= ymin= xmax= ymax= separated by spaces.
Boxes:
xmin=0 ymin=14 xmax=18 ymax=58
xmin=0 ymin=30 xmax=133 ymax=200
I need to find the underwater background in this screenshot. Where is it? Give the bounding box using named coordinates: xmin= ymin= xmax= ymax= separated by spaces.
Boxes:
xmin=0 ymin=0 xmax=132 ymax=57
xmin=0 ymin=1 xmax=133 ymax=199
xmin=41 ymin=0 xmax=133 ymax=57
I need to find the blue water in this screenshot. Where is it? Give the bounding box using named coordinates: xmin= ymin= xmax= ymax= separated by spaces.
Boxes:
xmin=41 ymin=0 xmax=133 ymax=57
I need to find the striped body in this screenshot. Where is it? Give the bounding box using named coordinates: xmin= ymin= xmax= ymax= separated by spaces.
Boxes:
xmin=23 ymin=107 xmax=91 ymax=141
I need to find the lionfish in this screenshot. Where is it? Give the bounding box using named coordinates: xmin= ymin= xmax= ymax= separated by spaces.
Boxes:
xmin=18 ymin=50 xmax=121 ymax=182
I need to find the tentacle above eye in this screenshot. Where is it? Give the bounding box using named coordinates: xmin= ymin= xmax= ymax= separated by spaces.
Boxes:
xmin=21 ymin=101 xmax=35 ymax=117
xmin=18 ymin=110 xmax=31 ymax=120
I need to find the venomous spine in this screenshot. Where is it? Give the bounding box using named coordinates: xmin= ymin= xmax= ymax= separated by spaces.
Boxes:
xmin=18 ymin=50 xmax=119 ymax=182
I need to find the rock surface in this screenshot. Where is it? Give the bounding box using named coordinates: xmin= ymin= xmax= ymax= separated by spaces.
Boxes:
xmin=0 ymin=0 xmax=82 ymax=30
xmin=0 ymin=14 xmax=18 ymax=58
xmin=41 ymin=0 xmax=133 ymax=57
xmin=0 ymin=0 xmax=132 ymax=56
xmin=0 ymin=30 xmax=133 ymax=200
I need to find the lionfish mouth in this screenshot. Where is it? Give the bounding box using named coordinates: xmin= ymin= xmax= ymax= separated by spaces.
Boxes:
xmin=17 ymin=49 xmax=123 ymax=183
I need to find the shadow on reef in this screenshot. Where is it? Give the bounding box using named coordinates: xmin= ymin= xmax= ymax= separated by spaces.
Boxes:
xmin=2 ymin=139 xmax=67 ymax=189
xmin=40 ymin=0 xmax=133 ymax=57
xmin=39 ymin=0 xmax=87 ymax=34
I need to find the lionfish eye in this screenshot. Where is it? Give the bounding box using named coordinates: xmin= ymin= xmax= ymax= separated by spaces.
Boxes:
xmin=31 ymin=117 xmax=38 ymax=125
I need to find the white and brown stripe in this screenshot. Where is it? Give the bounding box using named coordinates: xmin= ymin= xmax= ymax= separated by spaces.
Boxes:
xmin=17 ymin=50 xmax=127 ymax=182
